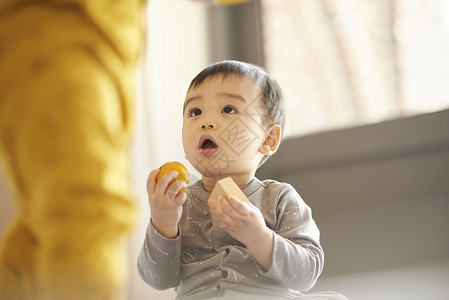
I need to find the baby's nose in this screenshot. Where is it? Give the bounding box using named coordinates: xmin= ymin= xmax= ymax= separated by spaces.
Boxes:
xmin=201 ymin=120 xmax=217 ymax=129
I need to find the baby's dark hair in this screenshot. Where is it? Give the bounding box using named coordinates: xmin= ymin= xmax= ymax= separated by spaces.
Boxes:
xmin=188 ymin=60 xmax=286 ymax=131
xmin=187 ymin=60 xmax=286 ymax=166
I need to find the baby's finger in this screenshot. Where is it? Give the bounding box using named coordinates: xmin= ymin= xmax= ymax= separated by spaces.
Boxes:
xmin=216 ymin=196 xmax=238 ymax=222
xmin=147 ymin=169 xmax=161 ymax=194
xmin=172 ymin=188 xmax=187 ymax=207
xmin=167 ymin=180 xmax=188 ymax=205
xmin=227 ymin=196 xmax=250 ymax=216
xmin=155 ymin=170 xmax=178 ymax=195
xmin=174 ymin=180 xmax=188 ymax=194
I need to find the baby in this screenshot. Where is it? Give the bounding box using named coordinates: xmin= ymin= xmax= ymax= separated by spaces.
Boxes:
xmin=138 ymin=61 xmax=341 ymax=299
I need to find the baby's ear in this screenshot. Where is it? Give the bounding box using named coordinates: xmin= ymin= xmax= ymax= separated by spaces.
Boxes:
xmin=259 ymin=124 xmax=282 ymax=156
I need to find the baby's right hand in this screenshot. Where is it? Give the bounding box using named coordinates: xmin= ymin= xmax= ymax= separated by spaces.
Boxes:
xmin=146 ymin=168 xmax=187 ymax=238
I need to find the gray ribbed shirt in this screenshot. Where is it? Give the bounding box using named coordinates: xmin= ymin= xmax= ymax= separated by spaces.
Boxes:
xmin=137 ymin=178 xmax=324 ymax=299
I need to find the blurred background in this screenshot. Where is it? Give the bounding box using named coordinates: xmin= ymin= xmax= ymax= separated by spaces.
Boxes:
xmin=1 ymin=0 xmax=449 ymax=299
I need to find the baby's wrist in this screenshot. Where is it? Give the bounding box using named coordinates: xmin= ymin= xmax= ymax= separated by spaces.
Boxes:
xmin=151 ymin=218 xmax=178 ymax=239
xmin=246 ymin=227 xmax=273 ymax=249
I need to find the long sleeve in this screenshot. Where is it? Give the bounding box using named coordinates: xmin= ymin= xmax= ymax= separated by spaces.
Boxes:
xmin=137 ymin=221 xmax=183 ymax=290
xmin=256 ymin=182 xmax=324 ymax=292
xmin=264 ymin=233 xmax=324 ymax=291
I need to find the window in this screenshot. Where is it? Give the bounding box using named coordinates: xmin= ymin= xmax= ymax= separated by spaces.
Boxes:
xmin=262 ymin=0 xmax=449 ymax=137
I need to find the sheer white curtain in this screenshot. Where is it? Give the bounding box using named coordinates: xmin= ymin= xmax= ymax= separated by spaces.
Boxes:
xmin=129 ymin=0 xmax=209 ymax=299
xmin=262 ymin=0 xmax=449 ymax=138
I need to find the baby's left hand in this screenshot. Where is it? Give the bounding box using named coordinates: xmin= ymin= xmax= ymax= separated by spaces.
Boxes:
xmin=208 ymin=196 xmax=269 ymax=247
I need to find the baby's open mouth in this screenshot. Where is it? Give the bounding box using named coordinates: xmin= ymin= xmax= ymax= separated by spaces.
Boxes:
xmin=201 ymin=139 xmax=217 ymax=149
xmin=199 ymin=135 xmax=218 ymax=156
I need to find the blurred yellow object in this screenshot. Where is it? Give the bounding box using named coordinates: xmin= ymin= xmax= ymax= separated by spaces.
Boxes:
xmin=217 ymin=0 xmax=252 ymax=5
xmin=0 ymin=0 xmax=145 ymax=299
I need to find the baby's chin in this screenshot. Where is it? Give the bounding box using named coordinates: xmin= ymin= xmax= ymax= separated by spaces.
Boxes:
xmin=185 ymin=156 xmax=231 ymax=179
xmin=196 ymin=165 xmax=230 ymax=179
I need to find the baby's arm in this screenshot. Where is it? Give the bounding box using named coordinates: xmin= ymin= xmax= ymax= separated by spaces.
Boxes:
xmin=137 ymin=168 xmax=187 ymax=289
xmin=268 ymin=233 xmax=323 ymax=291
xmin=265 ymin=186 xmax=324 ymax=291
xmin=137 ymin=221 xmax=182 ymax=290
xmin=209 ymin=184 xmax=324 ymax=292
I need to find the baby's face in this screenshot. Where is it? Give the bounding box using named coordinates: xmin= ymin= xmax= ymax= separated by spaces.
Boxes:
xmin=182 ymin=74 xmax=267 ymax=178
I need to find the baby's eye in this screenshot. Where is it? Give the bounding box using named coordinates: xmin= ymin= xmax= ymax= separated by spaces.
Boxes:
xmin=222 ymin=105 xmax=237 ymax=114
xmin=188 ymin=108 xmax=202 ymax=117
